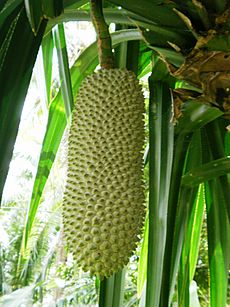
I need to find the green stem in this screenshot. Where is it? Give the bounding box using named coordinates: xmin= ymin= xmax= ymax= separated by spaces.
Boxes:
xmin=90 ymin=0 xmax=115 ymax=69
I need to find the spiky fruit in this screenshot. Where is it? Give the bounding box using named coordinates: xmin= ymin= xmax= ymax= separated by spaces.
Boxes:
xmin=62 ymin=69 xmax=145 ymax=278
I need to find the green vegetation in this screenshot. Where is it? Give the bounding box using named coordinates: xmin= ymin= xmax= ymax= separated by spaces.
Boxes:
xmin=0 ymin=0 xmax=229 ymax=306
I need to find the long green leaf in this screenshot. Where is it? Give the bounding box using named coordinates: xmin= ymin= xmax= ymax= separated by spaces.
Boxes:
xmin=47 ymin=8 xmax=136 ymax=32
xmin=0 ymin=7 xmax=46 ymax=204
xmin=47 ymin=8 xmax=190 ymax=67
xmin=205 ymin=120 xmax=230 ymax=220
xmin=161 ymin=135 xmax=192 ymax=305
xmin=137 ymin=44 xmax=152 ymax=78
xmin=176 ymin=186 xmax=203 ymax=306
xmin=0 ymin=0 xmax=9 ymax=12
xmin=178 ymin=186 xmax=205 ymax=306
xmin=137 ymin=214 xmax=148 ymax=298
xmin=205 ymin=33 xmax=230 ymax=53
xmin=205 ymin=180 xmax=229 ymax=306
xmin=138 ymin=20 xmax=191 ymax=50
xmin=136 ymin=143 xmax=150 ymax=299
xmin=47 ymin=6 xmax=192 ymax=50
xmin=24 ymin=0 xmax=63 ymax=34
xmin=225 ymin=130 xmax=230 ymax=155
xmin=151 ymin=46 xmax=185 ymax=68
xmin=53 ymin=23 xmax=74 ymax=122
xmin=203 ymin=121 xmax=230 ymax=306
xmin=169 ymin=130 xmax=202 ymax=304
xmin=41 ymin=30 xmax=54 ymax=105
xmin=147 ymin=67 xmax=174 ymax=306
xmin=64 ymin=0 xmax=88 ymax=9
xmin=0 ymin=0 xmax=22 ymax=30
xmin=182 ymin=156 xmax=230 ymax=187
xmin=173 ymin=0 xmax=211 ymax=30
xmin=47 ymin=7 xmax=184 ymax=50
xmin=189 ymin=184 xmax=205 ymax=280
xmin=42 ymin=0 xmax=63 ymax=18
xmin=175 ymin=101 xmax=223 ymax=134
xmin=161 ymin=102 xmax=223 ymax=305
xmin=24 ymin=0 xmax=43 ymax=34
xmin=178 ymin=248 xmax=190 ymax=307
xmin=108 ymin=0 xmax=186 ymax=28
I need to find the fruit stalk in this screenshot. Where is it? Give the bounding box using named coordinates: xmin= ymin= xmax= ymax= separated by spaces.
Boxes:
xmin=90 ymin=0 xmax=115 ymax=69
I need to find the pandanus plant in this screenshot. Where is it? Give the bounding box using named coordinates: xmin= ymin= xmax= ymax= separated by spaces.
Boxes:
xmin=0 ymin=0 xmax=229 ymax=306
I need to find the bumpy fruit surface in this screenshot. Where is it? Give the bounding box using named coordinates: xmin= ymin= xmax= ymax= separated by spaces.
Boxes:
xmin=62 ymin=69 xmax=145 ymax=278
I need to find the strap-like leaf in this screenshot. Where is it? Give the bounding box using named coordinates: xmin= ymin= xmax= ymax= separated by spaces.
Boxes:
xmin=205 ymin=180 xmax=229 ymax=306
xmin=24 ymin=0 xmax=64 ymax=34
xmin=42 ymin=0 xmax=63 ymax=19
xmin=137 ymin=214 xmax=148 ymax=298
xmin=42 ymin=30 xmax=54 ymax=105
xmin=108 ymin=0 xmax=186 ymax=28
xmin=182 ymin=156 xmax=230 ymax=187
xmin=53 ymin=23 xmax=74 ymax=122
xmin=169 ymin=130 xmax=203 ymax=303
xmin=0 ymin=7 xmax=46 ymax=204
xmin=24 ymin=0 xmax=43 ymax=34
xmin=147 ymin=73 xmax=174 ymax=306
